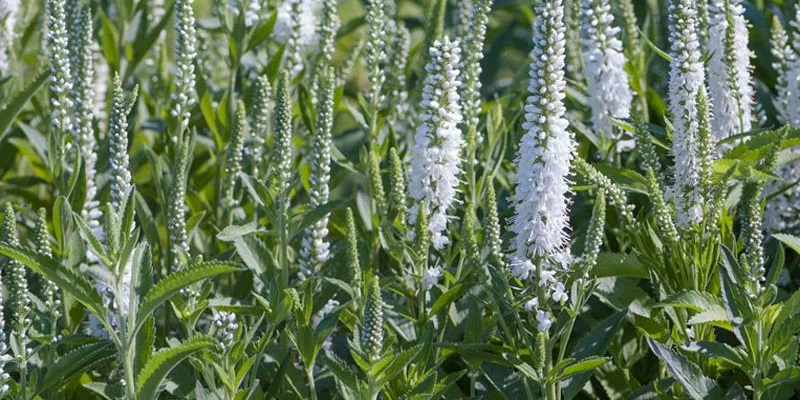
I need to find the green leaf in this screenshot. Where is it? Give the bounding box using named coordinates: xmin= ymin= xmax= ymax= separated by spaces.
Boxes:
xmin=637 ymin=27 xmax=670 ymax=62
xmin=290 ymin=198 xmax=348 ymax=240
xmin=762 ymin=367 xmax=800 ymax=393
xmin=135 ymin=336 xmax=214 ymax=400
xmin=556 ymin=357 xmax=608 ymax=381
xmin=99 ymin=12 xmax=120 ymax=70
xmin=562 ymin=312 xmax=625 ymax=399
xmin=683 ymin=341 xmax=748 ymax=369
xmin=0 ymin=69 xmax=49 ymax=141
xmin=646 ymin=338 xmax=723 ymax=400
xmin=245 ymin=12 xmax=278 ymax=53
xmin=0 ymin=243 xmax=106 ymax=321
xmin=593 ymin=253 xmax=648 ymax=278
xmin=134 ymin=261 xmax=242 ymax=337
xmin=374 ymin=345 xmax=422 ymax=387
xmin=687 ymin=307 xmax=731 ymax=329
xmin=655 ymin=290 xmax=723 ymax=313
xmin=769 ymin=288 xmax=800 ymax=355
xmin=217 ymin=221 xmax=261 ymax=242
xmin=38 ymin=341 xmax=116 ymax=394
xmin=429 ymin=284 xmax=468 ymax=316
xmin=83 ymin=382 xmax=125 ymax=400
xmin=324 ymin=356 xmax=359 ymax=392
xmin=772 ymin=233 xmax=800 ymax=256
xmin=233 ymin=234 xmax=277 ymax=281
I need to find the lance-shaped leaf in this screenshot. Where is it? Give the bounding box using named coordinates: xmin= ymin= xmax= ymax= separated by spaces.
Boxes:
xmin=0 ymin=69 xmax=50 ymax=141
xmin=135 ymin=336 xmax=214 ymax=399
xmin=38 ymin=341 xmax=116 ymax=394
xmin=133 ymin=261 xmax=242 ymax=337
xmin=647 ymin=338 xmax=723 ymax=400
xmin=0 ymin=243 xmax=106 ymax=322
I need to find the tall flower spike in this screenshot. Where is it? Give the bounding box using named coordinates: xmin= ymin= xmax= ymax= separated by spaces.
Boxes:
xmin=414 ymin=201 xmax=431 ymax=269
xmin=2 ymin=204 xmax=30 ymax=332
xmin=285 ymin=0 xmax=305 ymax=77
xmin=71 ymin=7 xmax=103 ymax=235
xmin=740 ymin=130 xmax=783 ymax=296
xmin=271 ymin=71 xmax=293 ymax=204
xmin=707 ymin=0 xmax=754 ymax=141
xmin=0 ymin=0 xmax=19 ymax=74
xmin=564 ymin=0 xmax=583 ymax=77
xmin=581 ymin=0 xmax=633 ymax=146
xmin=362 ymin=278 xmax=384 ymax=362
xmin=461 ymin=204 xmax=480 ymax=271
xmin=345 ymin=208 xmax=362 ymax=295
xmin=696 ymin=0 xmax=710 ymax=47
xmin=582 ymin=189 xmax=606 ymax=276
xmin=223 ymin=101 xmax=247 ymax=209
xmin=365 ymin=0 xmax=387 ymax=107
xmin=668 ymin=0 xmax=710 ymax=228
xmin=460 ymin=0 xmax=492 ymax=143
xmin=508 ymin=0 xmax=574 ymax=295
xmin=0 ymin=223 xmax=8 ymax=397
xmin=249 ymin=75 xmax=271 ymax=178
xmin=385 ymin=24 xmax=410 ymax=119
xmin=784 ymin=8 xmax=800 ymax=127
xmin=299 ymin=69 xmax=334 ymax=278
xmin=486 ymin=182 xmax=504 ymax=268
xmin=35 ymin=208 xmax=61 ymax=324
xmin=389 ymin=147 xmax=408 ymax=233
xmin=169 ymin=0 xmax=198 ymax=271
xmin=309 ymin=0 xmax=339 ymax=104
xmin=109 ymin=75 xmax=138 ymax=214
xmin=167 ymin=135 xmax=192 ymax=270
xmin=620 ymin=0 xmax=642 ymax=61
xmin=634 ymin=119 xmax=679 ymax=243
xmin=369 ymin=150 xmax=387 ymax=220
xmin=47 ymin=0 xmax=74 ymax=154
xmin=316 ymin=0 xmax=339 ymax=72
xmin=271 ymin=71 xmax=293 ymax=284
xmin=408 ymin=37 xmax=464 ymax=250
xmin=174 ymin=0 xmax=197 ymax=135
xmin=771 ymin=16 xmax=794 ymax=123
xmin=573 ymin=158 xmax=636 ymax=227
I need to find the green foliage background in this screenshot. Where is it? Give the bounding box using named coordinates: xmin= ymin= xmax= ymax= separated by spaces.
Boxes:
xmin=0 ymin=0 xmax=799 ymax=399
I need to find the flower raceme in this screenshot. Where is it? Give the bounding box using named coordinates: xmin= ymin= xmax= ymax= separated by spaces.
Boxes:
xmin=667 ymin=0 xmax=713 ymax=228
xmin=580 ymin=0 xmax=633 ymax=148
xmin=707 ymin=0 xmax=754 ymax=140
xmin=408 ymin=37 xmax=465 ymax=250
xmin=508 ymin=0 xmax=575 ymax=317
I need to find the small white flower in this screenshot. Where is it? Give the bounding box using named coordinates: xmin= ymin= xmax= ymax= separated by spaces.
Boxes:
xmin=536 ymin=310 xmax=553 ymax=332
xmin=539 ymin=269 xmax=557 ymax=286
xmin=524 ymin=298 xmax=539 ymax=312
xmin=510 ymin=258 xmax=535 ymax=280
xmin=551 ymin=282 xmax=568 ymax=303
xmin=422 ymin=267 xmax=442 ymax=292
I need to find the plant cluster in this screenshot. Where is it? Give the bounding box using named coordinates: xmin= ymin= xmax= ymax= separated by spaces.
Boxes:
xmin=0 ymin=0 xmax=798 ymax=399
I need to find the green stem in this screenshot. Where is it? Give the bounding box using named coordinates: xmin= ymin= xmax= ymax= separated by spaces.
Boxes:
xmin=306 ymin=366 xmax=318 ymax=400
